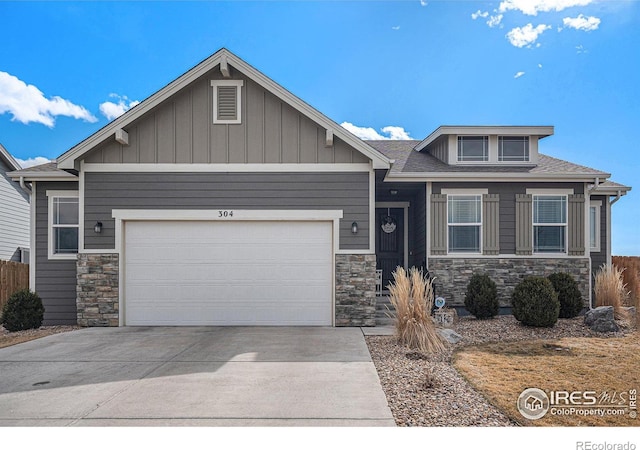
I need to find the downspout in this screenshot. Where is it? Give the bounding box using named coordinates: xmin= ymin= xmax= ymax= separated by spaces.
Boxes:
xmin=610 ymin=190 xmax=622 ymax=206
xmin=19 ymin=176 xmax=32 ymax=195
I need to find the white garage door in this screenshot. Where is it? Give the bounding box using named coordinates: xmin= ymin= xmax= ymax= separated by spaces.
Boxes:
xmin=124 ymin=220 xmax=333 ymax=326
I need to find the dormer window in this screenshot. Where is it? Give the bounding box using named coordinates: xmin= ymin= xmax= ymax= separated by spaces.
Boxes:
xmin=457 ymin=136 xmax=488 ymax=162
xmin=499 ymin=136 xmax=529 ymax=162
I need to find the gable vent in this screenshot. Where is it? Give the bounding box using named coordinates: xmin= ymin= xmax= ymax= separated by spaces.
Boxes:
xmin=211 ymin=80 xmax=243 ymax=124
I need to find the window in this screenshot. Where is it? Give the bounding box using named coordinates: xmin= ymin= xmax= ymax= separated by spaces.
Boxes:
xmin=210 ymin=80 xmax=243 ymax=124
xmin=590 ymin=201 xmax=602 ymax=252
xmin=533 ymin=195 xmax=567 ymax=253
xmin=457 ymin=136 xmax=488 ymax=162
xmin=448 ymin=195 xmax=482 ymax=253
xmin=47 ymin=191 xmax=79 ymax=259
xmin=499 ymin=136 xmax=529 ymax=162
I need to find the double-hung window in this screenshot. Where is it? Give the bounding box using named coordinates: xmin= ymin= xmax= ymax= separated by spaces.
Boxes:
xmin=448 ymin=195 xmax=482 ymax=253
xmin=457 ymin=136 xmax=488 ymax=162
xmin=533 ymin=195 xmax=567 ymax=253
xmin=499 ymin=136 xmax=529 ymax=162
xmin=48 ymin=191 xmax=79 ymax=259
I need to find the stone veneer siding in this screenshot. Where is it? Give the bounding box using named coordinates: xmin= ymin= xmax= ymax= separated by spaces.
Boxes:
xmin=335 ymin=254 xmax=377 ymax=326
xmin=428 ymin=258 xmax=591 ymax=308
xmin=77 ymin=253 xmax=119 ymax=326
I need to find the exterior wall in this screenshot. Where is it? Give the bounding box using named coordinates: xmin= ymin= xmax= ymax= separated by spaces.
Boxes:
xmin=429 ymin=257 xmax=591 ymax=308
xmin=83 ymin=70 xmax=368 ymax=166
xmin=590 ymin=195 xmax=608 ymax=274
xmin=0 ymin=160 xmax=29 ymax=262
xmin=335 ymin=254 xmax=376 ymax=326
xmin=84 ymin=171 xmax=370 ymax=251
xmin=77 ymin=253 xmax=119 ymax=326
xmin=426 ymin=136 xmax=449 ymax=164
xmin=34 ymin=181 xmax=79 ymax=325
xmin=432 ymin=182 xmax=584 ymax=255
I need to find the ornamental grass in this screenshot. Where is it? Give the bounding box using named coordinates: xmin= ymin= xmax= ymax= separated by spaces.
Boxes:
xmin=387 ymin=267 xmax=446 ymax=354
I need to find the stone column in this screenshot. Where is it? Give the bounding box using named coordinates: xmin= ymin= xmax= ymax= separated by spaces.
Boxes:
xmin=335 ymin=254 xmax=377 ymax=326
xmin=77 ymin=253 xmax=119 ymax=326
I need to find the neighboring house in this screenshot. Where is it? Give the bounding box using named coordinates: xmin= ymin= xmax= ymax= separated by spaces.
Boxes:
xmin=8 ymin=49 xmax=630 ymax=327
xmin=0 ymin=144 xmax=29 ymax=263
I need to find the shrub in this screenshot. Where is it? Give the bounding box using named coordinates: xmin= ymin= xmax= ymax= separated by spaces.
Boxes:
xmin=388 ymin=266 xmax=446 ymax=354
xmin=548 ymin=273 xmax=583 ymax=318
xmin=464 ymin=273 xmax=499 ymax=319
xmin=594 ymin=263 xmax=629 ymax=320
xmin=511 ymin=277 xmax=560 ymax=327
xmin=1 ymin=289 xmax=45 ymax=332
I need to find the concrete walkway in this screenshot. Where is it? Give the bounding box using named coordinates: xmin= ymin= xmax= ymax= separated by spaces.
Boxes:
xmin=0 ymin=327 xmax=395 ymax=426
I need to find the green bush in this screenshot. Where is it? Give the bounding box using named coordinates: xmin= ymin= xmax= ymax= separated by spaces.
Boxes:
xmin=1 ymin=289 xmax=45 ymax=332
xmin=464 ymin=273 xmax=499 ymax=319
xmin=548 ymin=273 xmax=584 ymax=318
xmin=511 ymin=277 xmax=560 ymax=327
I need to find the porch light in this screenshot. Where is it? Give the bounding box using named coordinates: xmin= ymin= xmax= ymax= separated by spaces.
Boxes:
xmin=351 ymin=221 xmax=358 ymax=234
xmin=389 ymin=189 xmax=398 ymax=196
xmin=94 ymin=221 xmax=103 ymax=233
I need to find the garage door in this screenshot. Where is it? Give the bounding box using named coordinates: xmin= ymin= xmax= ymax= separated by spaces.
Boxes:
xmin=123 ymin=220 xmax=333 ymax=326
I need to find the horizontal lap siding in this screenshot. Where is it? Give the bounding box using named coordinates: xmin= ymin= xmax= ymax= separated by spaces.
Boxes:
xmin=35 ymin=181 xmax=79 ymax=325
xmin=84 ymin=172 xmax=369 ymax=250
xmin=0 ymin=161 xmax=30 ymax=261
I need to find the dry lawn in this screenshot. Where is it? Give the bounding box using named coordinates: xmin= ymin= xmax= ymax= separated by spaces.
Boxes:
xmin=0 ymin=325 xmax=79 ymax=349
xmin=453 ymin=333 xmax=640 ymax=426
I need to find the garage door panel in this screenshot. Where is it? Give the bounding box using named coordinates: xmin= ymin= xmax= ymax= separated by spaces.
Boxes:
xmin=124 ymin=220 xmax=333 ymax=326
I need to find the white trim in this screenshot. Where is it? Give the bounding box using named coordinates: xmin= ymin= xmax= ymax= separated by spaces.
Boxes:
xmin=375 ymin=202 xmax=410 ymax=270
xmin=82 ymin=163 xmax=372 ymax=173
xmin=46 ymin=190 xmax=79 ymax=260
xmin=369 ymin=166 xmax=375 ymax=253
xmin=9 ymin=173 xmax=78 ymax=182
xmin=335 ymin=249 xmax=375 ymax=255
xmin=211 ymin=79 xmax=243 ymax=124
xmin=384 ymin=173 xmax=607 ymax=183
xmin=425 ymin=182 xmax=431 ymax=269
xmin=606 ymin=200 xmax=612 ymax=266
xmin=429 ymin=254 xmax=590 ymax=260
xmin=441 ymin=188 xmax=489 ymax=196
xmin=589 ymin=200 xmax=602 ymax=253
xmin=414 ymin=126 xmax=554 ymax=152
xmin=29 ymin=182 xmax=36 ymax=291
xmin=79 ymin=161 xmax=85 ymax=253
xmin=80 ymin=248 xmax=117 ymax=254
xmin=526 ymin=188 xmax=574 ymax=196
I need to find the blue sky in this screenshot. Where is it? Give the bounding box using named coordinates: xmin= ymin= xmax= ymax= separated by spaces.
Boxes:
xmin=0 ymin=0 xmax=638 ymax=255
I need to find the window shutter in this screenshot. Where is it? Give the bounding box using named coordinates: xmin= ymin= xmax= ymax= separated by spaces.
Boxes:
xmin=216 ymin=85 xmax=238 ymax=121
xmin=515 ymin=194 xmax=533 ymax=255
xmin=482 ymin=194 xmax=500 ymax=255
xmin=430 ymin=194 xmax=447 ymax=255
xmin=568 ymin=194 xmax=585 ymax=255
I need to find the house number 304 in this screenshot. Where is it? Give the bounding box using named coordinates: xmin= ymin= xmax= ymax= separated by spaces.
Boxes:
xmin=218 ymin=210 xmax=234 ymax=218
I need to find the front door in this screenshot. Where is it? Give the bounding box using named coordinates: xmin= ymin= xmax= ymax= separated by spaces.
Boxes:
xmin=376 ymin=207 xmax=404 ymax=289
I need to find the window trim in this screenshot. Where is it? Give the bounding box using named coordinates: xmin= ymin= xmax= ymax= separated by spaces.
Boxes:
xmin=46 ymin=190 xmax=79 ymax=260
xmin=590 ymin=200 xmax=602 ymax=253
xmin=498 ymin=136 xmax=530 ymax=162
xmin=530 ymin=193 xmax=569 ymax=255
xmin=457 ymin=136 xmax=489 ymax=163
xmin=444 ymin=189 xmax=486 ymax=255
xmin=210 ymin=79 xmax=244 ymax=124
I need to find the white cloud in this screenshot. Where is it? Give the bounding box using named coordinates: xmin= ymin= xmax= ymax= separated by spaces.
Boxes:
xmin=538 ymin=63 xmax=543 ymax=68
xmin=514 ymin=71 xmax=526 ymax=79
xmin=0 ymin=71 xmax=97 ymax=127
xmin=392 ymin=26 xmax=400 ymax=30
xmin=472 ymin=10 xmax=489 ymax=20
xmin=562 ymin=14 xmax=600 ymax=31
xmin=487 ymin=14 xmax=504 ymax=28
xmin=15 ymin=156 xmax=51 ymax=169
xmin=99 ymin=94 xmax=140 ymax=121
xmin=420 ymin=0 xmax=427 ymax=6
xmin=499 ymin=0 xmax=593 ymax=16
xmin=341 ymin=122 xmax=412 ymax=140
xmin=506 ymin=23 xmax=551 ymax=47
xmin=576 ymin=44 xmax=588 ymax=54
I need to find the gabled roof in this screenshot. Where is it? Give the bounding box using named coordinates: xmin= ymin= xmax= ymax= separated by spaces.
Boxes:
xmin=0 ymin=143 xmax=21 ymax=172
xmin=368 ymin=140 xmax=617 ymax=183
xmin=8 ymin=162 xmax=78 ymax=182
xmin=57 ymin=48 xmax=390 ymax=170
xmin=414 ymin=125 xmax=554 ymax=152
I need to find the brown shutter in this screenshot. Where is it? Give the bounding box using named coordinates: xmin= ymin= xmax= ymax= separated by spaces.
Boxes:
xmin=430 ymin=194 xmax=447 ymax=255
xmin=483 ymin=194 xmax=500 ymax=255
xmin=568 ymin=194 xmax=585 ymax=255
xmin=515 ymin=194 xmax=533 ymax=255
xmin=217 ymin=85 xmax=238 ymax=121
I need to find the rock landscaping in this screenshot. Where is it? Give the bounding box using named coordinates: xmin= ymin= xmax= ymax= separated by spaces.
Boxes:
xmin=366 ymin=314 xmax=631 ymax=427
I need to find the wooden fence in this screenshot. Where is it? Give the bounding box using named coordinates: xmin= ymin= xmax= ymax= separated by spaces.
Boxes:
xmin=0 ymin=260 xmax=29 ymax=311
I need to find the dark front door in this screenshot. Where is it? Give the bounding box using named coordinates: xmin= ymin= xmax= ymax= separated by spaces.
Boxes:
xmin=376 ymin=208 xmax=404 ymax=289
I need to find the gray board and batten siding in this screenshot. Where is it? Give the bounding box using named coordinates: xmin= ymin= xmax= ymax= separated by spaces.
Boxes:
xmin=0 ymin=158 xmax=30 ymax=262
xmin=82 ymin=69 xmax=369 ymax=165
xmin=35 ymin=181 xmax=79 ymax=325
xmin=432 ymin=182 xmax=584 ymax=255
xmin=84 ymin=172 xmax=370 ymax=250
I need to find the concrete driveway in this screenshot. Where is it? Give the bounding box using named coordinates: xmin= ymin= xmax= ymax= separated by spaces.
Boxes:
xmin=0 ymin=327 xmax=395 ymax=426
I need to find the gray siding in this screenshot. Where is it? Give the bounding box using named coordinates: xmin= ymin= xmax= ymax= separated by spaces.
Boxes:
xmin=433 ymin=182 xmax=584 ymax=255
xmin=590 ymin=195 xmax=608 ymax=273
xmin=427 ymin=136 xmax=449 ymax=164
xmin=84 ymin=172 xmax=369 ymax=250
xmin=0 ymin=160 xmax=30 ymax=262
xmin=34 ymin=181 xmax=78 ymax=325
xmin=83 ymin=69 xmax=369 ymax=166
